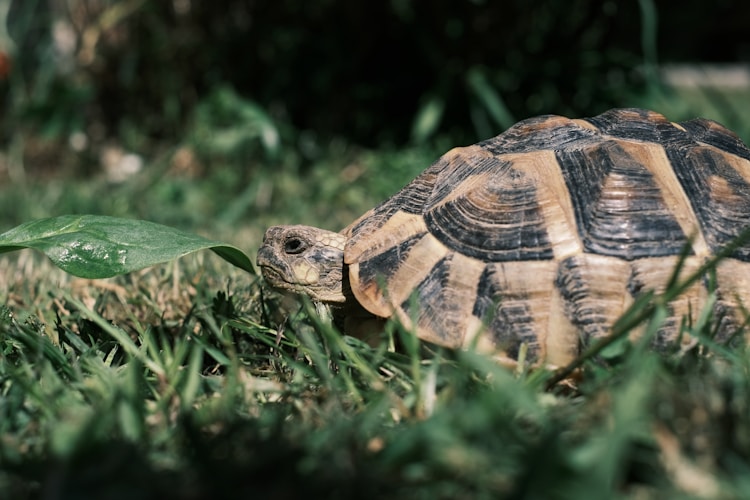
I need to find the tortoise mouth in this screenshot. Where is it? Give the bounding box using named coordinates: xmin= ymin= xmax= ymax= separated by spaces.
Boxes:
xmin=256 ymin=245 xmax=291 ymax=286
xmin=258 ymin=264 xmax=291 ymax=287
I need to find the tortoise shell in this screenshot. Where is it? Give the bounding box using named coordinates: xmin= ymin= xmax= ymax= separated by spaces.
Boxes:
xmin=338 ymin=108 xmax=750 ymax=366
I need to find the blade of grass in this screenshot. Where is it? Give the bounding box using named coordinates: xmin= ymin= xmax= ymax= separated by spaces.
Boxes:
xmin=64 ymin=294 xmax=164 ymax=377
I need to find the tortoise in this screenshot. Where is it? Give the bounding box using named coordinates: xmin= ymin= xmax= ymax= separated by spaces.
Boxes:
xmin=257 ymin=108 xmax=750 ymax=368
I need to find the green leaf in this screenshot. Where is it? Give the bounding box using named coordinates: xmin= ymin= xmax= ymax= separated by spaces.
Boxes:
xmin=0 ymin=215 xmax=255 ymax=278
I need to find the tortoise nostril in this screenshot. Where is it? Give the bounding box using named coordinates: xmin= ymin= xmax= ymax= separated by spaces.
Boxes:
xmin=284 ymin=237 xmax=308 ymax=255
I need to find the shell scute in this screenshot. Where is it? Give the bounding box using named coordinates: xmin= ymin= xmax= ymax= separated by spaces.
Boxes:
xmin=556 ymin=139 xmax=690 ymax=260
xmin=665 ymin=143 xmax=750 ymax=261
xmin=479 ymin=114 xmax=599 ymax=154
xmin=389 ymin=248 xmax=487 ymax=348
xmin=679 ymin=118 xmax=750 ymax=161
xmin=583 ymin=108 xmax=679 ymax=144
xmin=554 ymin=254 xmax=633 ymax=345
xmin=472 ymin=263 xmax=546 ymax=362
xmin=424 ymin=159 xmax=555 ymax=262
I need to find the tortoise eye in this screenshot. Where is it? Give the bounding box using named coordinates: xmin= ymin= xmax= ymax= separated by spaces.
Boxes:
xmin=283 ymin=237 xmax=308 ymax=255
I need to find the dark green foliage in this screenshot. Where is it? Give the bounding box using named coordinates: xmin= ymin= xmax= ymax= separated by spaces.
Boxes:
xmin=9 ymin=1 xmax=642 ymax=146
xmin=6 ymin=0 xmax=748 ymax=155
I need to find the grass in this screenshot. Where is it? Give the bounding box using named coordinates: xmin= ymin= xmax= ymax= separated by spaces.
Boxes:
xmin=3 ymin=251 xmax=750 ymax=498
xmin=3 ymin=89 xmax=750 ymax=498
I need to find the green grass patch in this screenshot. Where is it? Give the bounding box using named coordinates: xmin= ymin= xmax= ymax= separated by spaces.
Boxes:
xmin=2 ymin=246 xmax=750 ymax=498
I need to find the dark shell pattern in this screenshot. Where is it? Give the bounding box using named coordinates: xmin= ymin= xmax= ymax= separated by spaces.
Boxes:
xmin=342 ymin=108 xmax=750 ymax=367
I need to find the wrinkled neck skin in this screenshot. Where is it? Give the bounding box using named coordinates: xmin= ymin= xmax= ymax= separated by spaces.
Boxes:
xmin=269 ymin=263 xmax=383 ymax=345
xmin=257 ymin=225 xmax=384 ymax=344
xmin=289 ymin=264 xmax=384 ymax=346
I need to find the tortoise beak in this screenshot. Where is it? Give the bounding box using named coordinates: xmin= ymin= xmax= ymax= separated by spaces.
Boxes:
xmin=256 ymin=244 xmax=285 ymax=283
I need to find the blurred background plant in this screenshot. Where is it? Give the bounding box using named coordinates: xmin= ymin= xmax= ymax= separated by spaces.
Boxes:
xmin=0 ymin=0 xmax=749 ymax=233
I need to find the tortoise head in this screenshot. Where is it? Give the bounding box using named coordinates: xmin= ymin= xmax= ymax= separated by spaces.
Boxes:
xmin=257 ymin=225 xmax=348 ymax=304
